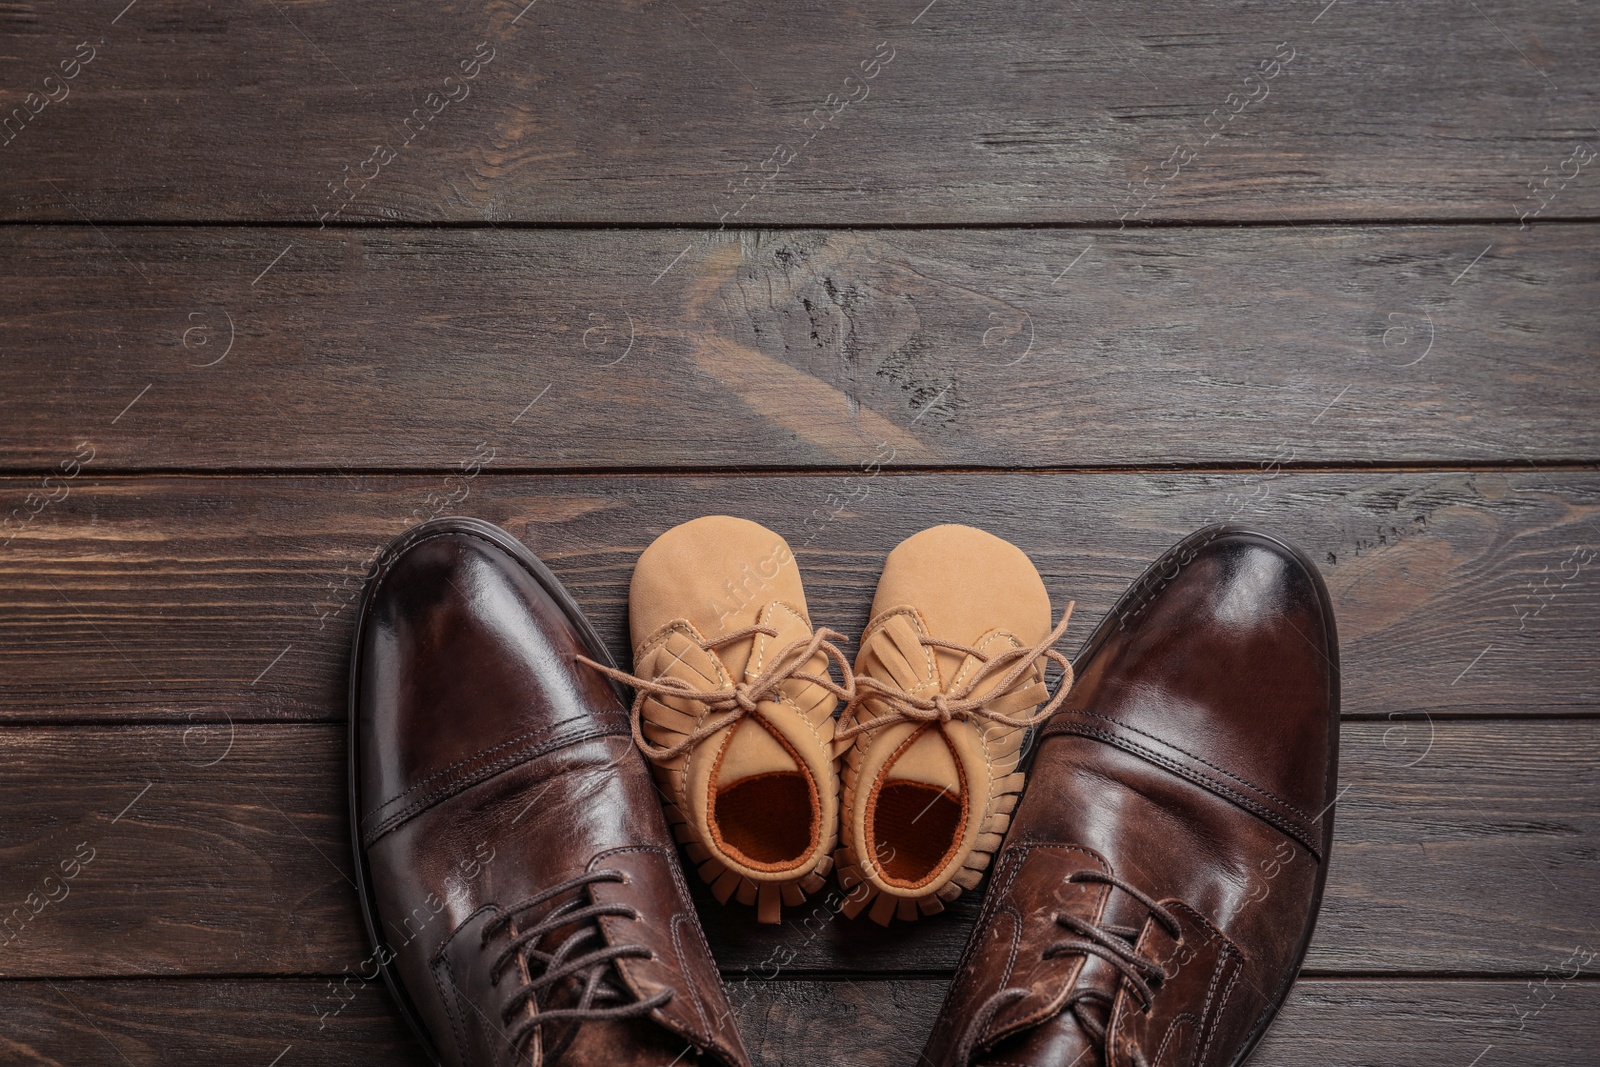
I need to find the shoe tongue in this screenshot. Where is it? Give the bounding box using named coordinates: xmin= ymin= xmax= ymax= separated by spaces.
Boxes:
xmin=716 ymin=717 xmax=800 ymax=785
xmin=884 ymin=726 xmax=962 ymax=792
xmin=716 ymin=602 xmax=817 ymax=786
xmin=859 ymin=613 xmax=971 ymax=792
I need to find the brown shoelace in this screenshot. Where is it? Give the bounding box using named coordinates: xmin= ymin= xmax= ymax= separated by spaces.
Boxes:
xmin=482 ymin=869 xmax=672 ymax=1059
xmin=577 ymin=625 xmax=856 ymax=762
xmin=952 ymin=870 xmax=1181 ymax=1067
xmin=834 ymin=604 xmax=1076 ymax=743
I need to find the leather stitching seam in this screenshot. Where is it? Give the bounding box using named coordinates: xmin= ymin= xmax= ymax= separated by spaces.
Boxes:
xmin=1047 ymin=722 xmax=1323 ymax=857
xmin=429 ymin=944 xmax=472 ymax=1064
xmin=363 ymin=721 xmax=626 ymax=846
xmin=362 ymin=712 xmax=626 ymax=823
xmin=1113 ymin=899 xmax=1228 ymax=1067
xmin=748 ymin=600 xmax=813 ymax=675
xmin=1155 ymin=1014 xmax=1200 ymax=1067
xmin=1200 ymin=955 xmax=1243 ymax=1067
xmin=982 ymin=844 xmax=1109 ymax=1048
xmin=704 ymin=717 xmax=821 ymax=874
xmin=861 ymin=724 xmax=970 ymax=891
xmin=670 ymin=913 xmax=715 ymax=1038
xmin=588 ymin=845 xmax=739 ymax=1065
xmin=1050 ymin=708 xmax=1317 ymax=824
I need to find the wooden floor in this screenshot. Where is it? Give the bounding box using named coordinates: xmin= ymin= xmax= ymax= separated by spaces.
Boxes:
xmin=2 ymin=1 xmax=1597 ymax=1064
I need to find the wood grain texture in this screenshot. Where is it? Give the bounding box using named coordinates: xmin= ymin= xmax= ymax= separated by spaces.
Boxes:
xmin=3 ymin=0 xmax=1594 ymax=1059
xmin=1 ymin=0 xmax=1596 ymax=224
xmin=3 ymin=977 xmax=1594 ymax=1066
xmin=0 ymin=720 xmax=1593 ymax=978
xmin=2 ymin=225 xmax=1597 ymax=471
xmin=0 ymin=471 xmax=1594 ymax=722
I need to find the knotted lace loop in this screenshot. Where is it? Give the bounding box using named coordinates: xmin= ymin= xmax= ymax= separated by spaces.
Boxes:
xmin=578 ymin=625 xmax=856 ymax=763
xmin=836 ymin=604 xmax=1076 ymax=743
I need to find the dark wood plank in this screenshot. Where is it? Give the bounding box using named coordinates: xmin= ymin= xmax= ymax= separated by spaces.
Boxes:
xmin=1 ymin=471 xmax=1595 ymax=722
xmin=2 ymin=1 xmax=1597 ymax=223
xmin=0 ymin=719 xmax=1593 ymax=978
xmin=3 ymin=977 xmax=1595 ymax=1066
xmin=734 ymin=978 xmax=1600 ymax=1067
xmin=2 ymin=225 xmax=1597 ymax=471
xmin=1 ymin=979 xmax=424 ymax=1066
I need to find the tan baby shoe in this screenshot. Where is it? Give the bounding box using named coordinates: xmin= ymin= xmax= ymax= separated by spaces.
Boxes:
xmin=834 ymin=524 xmax=1074 ymax=925
xmin=580 ymin=516 xmax=853 ymax=924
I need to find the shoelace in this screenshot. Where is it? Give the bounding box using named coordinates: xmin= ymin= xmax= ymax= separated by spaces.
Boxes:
xmin=578 ymin=625 xmax=856 ymax=762
xmin=834 ymin=605 xmax=1076 ymax=743
xmin=481 ymin=869 xmax=672 ymax=1058
xmin=951 ymin=870 xmax=1181 ymax=1067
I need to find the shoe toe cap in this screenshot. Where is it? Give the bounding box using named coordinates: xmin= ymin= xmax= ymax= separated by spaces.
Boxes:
xmin=1069 ymin=527 xmax=1339 ymax=841
xmin=354 ymin=522 xmax=623 ymax=827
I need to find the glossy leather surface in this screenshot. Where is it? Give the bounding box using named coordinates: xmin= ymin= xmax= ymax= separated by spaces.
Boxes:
xmin=922 ymin=527 xmax=1339 ymax=1067
xmin=351 ymin=518 xmax=749 ymax=1067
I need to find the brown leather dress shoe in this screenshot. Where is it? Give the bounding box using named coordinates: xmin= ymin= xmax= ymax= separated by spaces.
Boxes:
xmin=921 ymin=525 xmax=1339 ymax=1067
xmin=350 ymin=518 xmax=750 ymax=1067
